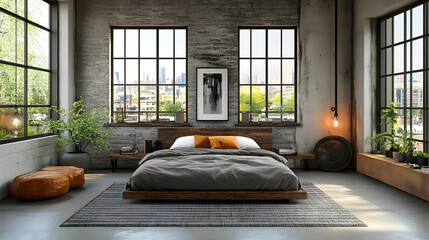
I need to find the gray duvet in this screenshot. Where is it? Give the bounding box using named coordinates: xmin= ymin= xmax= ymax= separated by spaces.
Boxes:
xmin=127 ymin=148 xmax=300 ymax=191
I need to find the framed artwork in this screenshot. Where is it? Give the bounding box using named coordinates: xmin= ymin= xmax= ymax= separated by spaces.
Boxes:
xmin=196 ymin=67 xmax=229 ymax=121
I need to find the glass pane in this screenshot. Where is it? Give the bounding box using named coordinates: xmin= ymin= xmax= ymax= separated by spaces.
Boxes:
xmin=175 ymin=29 xmax=186 ymax=58
xmin=406 ymin=73 xmax=411 ymax=107
xmin=406 ymin=10 xmax=411 ymax=40
xmin=113 ymin=86 xmax=124 ymax=111
xmin=0 ymin=107 xmax=23 ymax=138
xmin=28 ymin=25 xmax=50 ymax=69
xmin=113 ymin=29 xmax=124 ymax=58
xmin=394 ymin=13 xmax=404 ymax=44
xmin=380 ymin=20 xmax=386 ymax=48
xmin=393 ymin=44 xmax=404 ymax=74
xmin=251 ymin=86 xmax=266 ymax=121
xmin=268 ymin=30 xmax=281 ymax=58
xmin=124 ymin=113 xmax=138 ymax=123
xmin=28 ymin=70 xmax=49 ymax=105
xmin=412 ymin=5 xmax=423 ymax=38
xmin=381 ymin=77 xmax=386 ymax=107
xmin=140 ymin=85 xmax=157 ymax=111
xmin=159 ymin=86 xmax=174 ymax=111
xmin=406 ymin=42 xmax=410 ymax=71
xmin=412 ymin=39 xmax=423 ymax=70
xmin=125 ymin=30 xmax=138 ymax=58
xmin=240 ymin=29 xmax=250 ymax=58
xmin=125 ymin=86 xmax=138 ymax=111
xmin=140 ymin=59 xmax=156 ymax=84
xmin=175 ymin=85 xmax=186 ymax=109
xmin=252 ymin=59 xmax=265 ymax=84
xmin=28 ymin=107 xmax=49 ymax=136
xmin=240 ymin=59 xmax=250 ymax=84
xmin=282 ymin=59 xmax=295 ymax=84
xmin=140 ymin=113 xmax=157 ymax=123
xmin=125 ymin=59 xmax=138 ymax=84
xmin=412 ymin=109 xmax=423 ymax=141
xmin=159 ymin=30 xmax=173 ymax=58
xmin=239 ymin=85 xmax=250 ymax=112
xmin=394 ymin=75 xmax=404 ymax=107
xmin=252 ymin=30 xmax=265 ymax=58
xmin=386 ymin=47 xmax=392 ymax=74
xmin=140 ymin=29 xmax=156 ymax=58
xmin=113 ymin=60 xmax=124 ymax=84
xmin=405 ymin=109 xmax=411 ymax=133
xmin=0 ymin=64 xmax=24 ymax=105
xmin=380 ymin=49 xmax=385 ymax=76
xmin=412 ymin=72 xmax=423 ymax=107
xmin=386 ymin=76 xmax=392 ymax=105
xmin=0 ymin=13 xmax=24 ymax=64
xmin=28 ymin=0 xmax=50 ymax=29
xmin=396 ymin=109 xmax=404 ymax=131
xmin=0 ymin=0 xmax=24 ymax=16
xmin=282 ymin=29 xmax=294 ymax=58
xmin=386 ymin=18 xmax=392 ymax=46
xmin=268 ymin=85 xmax=281 ymax=113
xmin=283 ymin=112 xmax=295 ymax=122
xmin=268 ymin=60 xmax=280 ymax=84
xmin=159 ymin=60 xmax=173 ymax=84
xmin=175 ymin=59 xmax=186 ymax=84
xmin=282 ymin=86 xmax=295 ymax=112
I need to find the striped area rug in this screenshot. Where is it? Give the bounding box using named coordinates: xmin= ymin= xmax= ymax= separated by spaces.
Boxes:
xmin=61 ymin=182 xmax=366 ymax=227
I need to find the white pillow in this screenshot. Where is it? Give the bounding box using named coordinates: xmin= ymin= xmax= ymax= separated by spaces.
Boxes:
xmin=170 ymin=136 xmax=195 ymax=149
xmin=236 ymin=136 xmax=260 ymax=149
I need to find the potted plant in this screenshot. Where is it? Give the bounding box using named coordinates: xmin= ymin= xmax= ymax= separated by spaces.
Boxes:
xmin=48 ymin=100 xmax=113 ymax=173
xmin=365 ymin=133 xmax=386 ymax=154
xmin=384 ymin=134 xmax=399 ymax=159
xmin=250 ymin=102 xmax=262 ymax=122
xmin=397 ymin=146 xmax=407 ymax=163
xmin=415 ymin=151 xmax=429 ymax=167
xmin=396 ymin=128 xmax=415 ymax=163
xmin=166 ymin=101 xmax=184 ymax=123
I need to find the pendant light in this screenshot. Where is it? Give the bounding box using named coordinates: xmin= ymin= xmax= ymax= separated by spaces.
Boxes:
xmin=331 ymin=0 xmax=339 ymax=127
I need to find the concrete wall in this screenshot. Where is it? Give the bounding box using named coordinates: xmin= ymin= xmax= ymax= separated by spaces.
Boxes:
xmin=0 ymin=136 xmax=58 ymax=200
xmin=353 ymin=0 xmax=419 ymax=155
xmin=75 ymin=0 xmax=353 ymax=169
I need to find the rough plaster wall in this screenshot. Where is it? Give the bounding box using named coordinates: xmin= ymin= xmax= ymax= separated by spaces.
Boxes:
xmin=75 ymin=0 xmax=300 ymax=169
xmin=296 ymin=0 xmax=352 ymax=168
xmin=353 ymin=0 xmax=419 ymax=154
xmin=0 ymin=136 xmax=58 ymax=200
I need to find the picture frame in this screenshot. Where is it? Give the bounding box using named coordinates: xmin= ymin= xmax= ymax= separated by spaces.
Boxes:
xmin=196 ymin=67 xmax=229 ymax=121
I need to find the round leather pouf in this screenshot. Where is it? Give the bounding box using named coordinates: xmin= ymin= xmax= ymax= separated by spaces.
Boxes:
xmin=314 ymin=136 xmax=352 ymax=172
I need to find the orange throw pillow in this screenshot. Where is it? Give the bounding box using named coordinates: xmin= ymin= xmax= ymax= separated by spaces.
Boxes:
xmin=194 ymin=135 xmax=211 ymax=148
xmin=208 ymin=136 xmax=240 ymax=149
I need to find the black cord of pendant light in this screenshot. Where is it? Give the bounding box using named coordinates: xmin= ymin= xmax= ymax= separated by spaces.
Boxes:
xmin=332 ymin=0 xmax=339 ymax=127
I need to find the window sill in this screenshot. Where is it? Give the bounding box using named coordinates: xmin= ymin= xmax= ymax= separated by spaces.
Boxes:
xmin=235 ymin=122 xmax=301 ymax=127
xmin=106 ymin=122 xmax=191 ymax=127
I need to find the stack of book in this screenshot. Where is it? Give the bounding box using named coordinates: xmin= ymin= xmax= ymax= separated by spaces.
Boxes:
xmin=120 ymin=147 xmax=139 ymax=155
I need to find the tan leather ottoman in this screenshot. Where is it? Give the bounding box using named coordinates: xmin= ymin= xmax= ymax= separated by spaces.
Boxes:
xmin=41 ymin=166 xmax=85 ymax=189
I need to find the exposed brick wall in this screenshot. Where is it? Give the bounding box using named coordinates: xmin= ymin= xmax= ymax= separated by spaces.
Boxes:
xmin=75 ymin=0 xmax=300 ymax=169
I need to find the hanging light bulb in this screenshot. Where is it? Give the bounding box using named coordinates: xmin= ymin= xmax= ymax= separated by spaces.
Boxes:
xmin=333 ymin=114 xmax=339 ymax=127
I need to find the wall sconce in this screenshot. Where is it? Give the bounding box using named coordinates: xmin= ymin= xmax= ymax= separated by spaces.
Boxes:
xmin=331 ymin=0 xmax=339 ymax=128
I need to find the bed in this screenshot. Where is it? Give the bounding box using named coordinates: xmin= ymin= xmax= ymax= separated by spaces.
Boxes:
xmin=123 ymin=128 xmax=306 ymax=200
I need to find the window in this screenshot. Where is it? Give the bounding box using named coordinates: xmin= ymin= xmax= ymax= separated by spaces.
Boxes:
xmin=0 ymin=0 xmax=57 ymax=143
xmin=378 ymin=2 xmax=428 ymax=152
xmin=111 ymin=27 xmax=187 ymax=123
xmin=238 ymin=27 xmax=297 ymax=123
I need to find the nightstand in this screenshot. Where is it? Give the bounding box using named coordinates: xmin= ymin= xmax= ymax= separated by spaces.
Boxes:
xmin=282 ymin=154 xmax=315 ymax=170
xmin=106 ymin=153 xmax=147 ymax=172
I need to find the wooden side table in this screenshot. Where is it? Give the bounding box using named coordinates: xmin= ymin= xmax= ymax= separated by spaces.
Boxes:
xmin=106 ymin=153 xmax=147 ymax=172
xmin=282 ymin=153 xmax=315 ymax=170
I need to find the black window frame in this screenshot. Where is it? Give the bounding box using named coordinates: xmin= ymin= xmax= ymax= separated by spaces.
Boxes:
xmin=0 ymin=0 xmax=58 ymax=144
xmin=110 ymin=26 xmax=188 ymax=124
xmin=378 ymin=0 xmax=429 ymax=152
xmin=238 ymin=26 xmax=298 ymax=123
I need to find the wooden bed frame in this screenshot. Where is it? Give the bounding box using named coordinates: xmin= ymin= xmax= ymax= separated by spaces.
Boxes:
xmin=123 ymin=128 xmax=307 ymax=200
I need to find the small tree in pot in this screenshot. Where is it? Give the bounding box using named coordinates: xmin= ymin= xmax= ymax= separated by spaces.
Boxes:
xmin=166 ymin=101 xmax=184 ymax=123
xmin=48 ymin=100 xmax=113 ymax=172
xmin=381 ymin=102 xmax=399 ymax=157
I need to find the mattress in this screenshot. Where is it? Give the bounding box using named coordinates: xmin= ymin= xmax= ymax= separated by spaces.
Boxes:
xmin=127 ymin=148 xmax=301 ymax=191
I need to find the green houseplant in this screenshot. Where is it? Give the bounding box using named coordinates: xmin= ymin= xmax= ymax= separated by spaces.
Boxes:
xmin=365 ymin=133 xmax=386 ymax=154
xmin=165 ymin=101 xmax=184 ymax=123
xmin=396 ymin=128 xmax=415 ymax=163
xmin=416 ymin=151 xmax=429 ymax=167
xmin=48 ymin=100 xmax=113 ymax=172
xmin=381 ymin=102 xmax=400 ymax=157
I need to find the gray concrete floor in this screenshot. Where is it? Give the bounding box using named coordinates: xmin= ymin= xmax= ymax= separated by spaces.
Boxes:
xmin=0 ymin=170 xmax=427 ymax=240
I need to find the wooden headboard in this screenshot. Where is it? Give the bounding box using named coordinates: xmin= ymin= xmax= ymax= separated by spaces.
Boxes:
xmin=158 ymin=128 xmax=272 ymax=150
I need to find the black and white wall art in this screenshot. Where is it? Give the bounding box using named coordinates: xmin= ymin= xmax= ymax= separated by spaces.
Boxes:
xmin=197 ymin=68 xmax=228 ymax=120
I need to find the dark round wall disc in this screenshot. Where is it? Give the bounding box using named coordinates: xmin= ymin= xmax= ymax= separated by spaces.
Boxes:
xmin=314 ymin=136 xmax=352 ymax=172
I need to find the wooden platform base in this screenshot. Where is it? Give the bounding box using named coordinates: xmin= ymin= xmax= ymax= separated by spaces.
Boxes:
xmin=123 ymin=189 xmax=307 ymax=200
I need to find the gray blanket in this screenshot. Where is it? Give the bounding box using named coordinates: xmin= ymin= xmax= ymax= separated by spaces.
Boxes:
xmin=127 ymin=148 xmax=301 ymax=191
